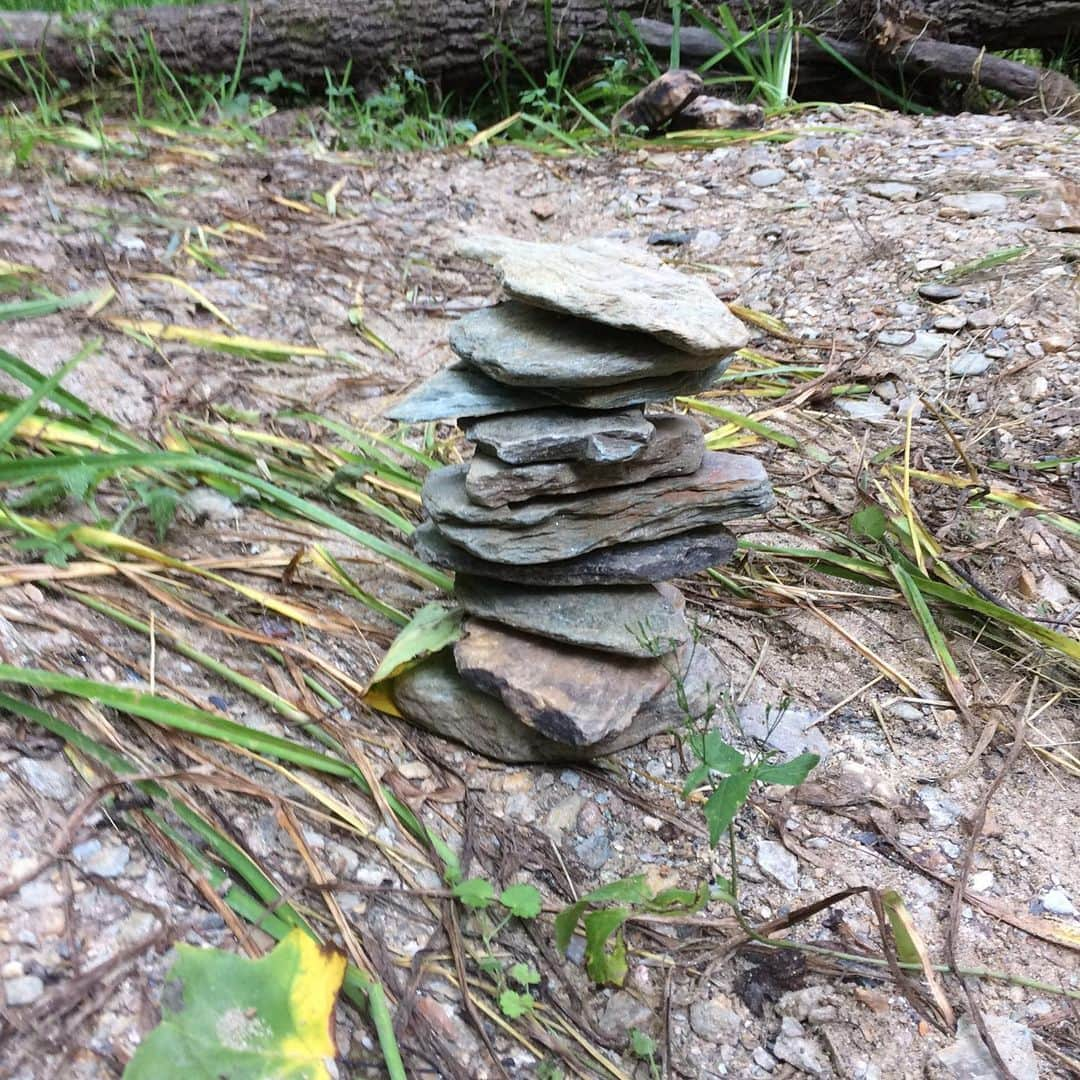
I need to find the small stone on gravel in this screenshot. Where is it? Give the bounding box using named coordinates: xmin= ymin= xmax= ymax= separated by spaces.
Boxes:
xmin=919 ymin=786 xmax=964 ymax=829
xmin=598 ymin=991 xmax=654 ymax=1040
xmin=748 ymin=168 xmax=786 ymax=188
xmin=689 ymin=997 xmax=743 ymax=1043
xmin=918 ymin=283 xmax=962 ymax=301
xmin=575 ymin=831 xmax=613 ymax=871
xmin=940 ymin=192 xmax=1008 ymax=217
xmin=1039 ymin=887 xmax=1076 ymax=916
xmin=951 ymin=352 xmax=992 ymax=376
xmin=932 ymin=1015 xmax=1039 ymax=1079
xmin=756 ymin=840 xmax=800 ymax=890
xmin=867 ymin=181 xmax=919 ymax=201
xmin=772 ymin=1016 xmax=828 ymax=1076
xmin=4 ymin=975 xmax=45 ymax=1006
xmin=15 ymin=757 xmax=73 ymax=801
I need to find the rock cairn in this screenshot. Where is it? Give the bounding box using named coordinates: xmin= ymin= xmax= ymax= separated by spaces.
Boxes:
xmin=385 ymin=236 xmax=775 ymax=763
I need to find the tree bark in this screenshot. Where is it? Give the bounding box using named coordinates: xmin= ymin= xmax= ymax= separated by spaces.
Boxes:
xmin=0 ymin=0 xmax=659 ymax=93
xmin=0 ymin=0 xmax=1076 ymax=111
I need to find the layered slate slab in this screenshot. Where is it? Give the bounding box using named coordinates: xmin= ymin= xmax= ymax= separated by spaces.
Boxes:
xmin=422 ymin=451 xmax=773 ymax=564
xmin=454 ymin=577 xmax=689 ymax=657
xmin=384 ymin=365 xmax=549 ymax=423
xmin=462 ymin=407 xmax=653 ymax=466
xmin=465 ymin=415 xmax=704 ymax=506
xmin=450 ymin=301 xmax=722 ymax=388
xmin=412 ymin=521 xmax=737 ymax=586
xmin=454 ymin=619 xmax=672 ymax=745
xmin=391 ymin=643 xmax=727 ymax=763
xmin=387 ymin=360 xmax=729 ymax=422
xmin=457 ymin=235 xmax=750 ymax=356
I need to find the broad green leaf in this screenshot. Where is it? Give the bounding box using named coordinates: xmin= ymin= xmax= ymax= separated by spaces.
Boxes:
xmin=123 ymin=929 xmax=346 ymax=1080
xmin=629 ymin=1029 xmax=657 ymax=1060
xmin=583 ymin=908 xmax=631 ymax=986
xmin=755 ymin=753 xmax=819 ymax=787
xmin=850 ymin=504 xmax=888 ymax=540
xmin=579 ymin=874 xmax=652 ymax=906
xmin=452 ymin=877 xmax=495 ymax=910
xmin=509 ymin=963 xmax=541 ymax=988
xmin=682 ymin=762 xmax=712 ymax=797
xmin=366 ymin=603 xmax=463 ymax=687
xmin=499 ymin=883 xmax=542 ymax=919
xmin=690 ymin=731 xmax=745 ymax=774
xmin=703 ymin=772 xmax=754 ymax=847
xmin=554 ymin=901 xmax=586 ymax=953
xmin=498 ymin=990 xmax=535 ymax=1018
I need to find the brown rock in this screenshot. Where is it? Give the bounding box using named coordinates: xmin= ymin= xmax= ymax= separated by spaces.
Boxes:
xmin=672 ymin=96 xmax=765 ymax=130
xmin=392 ymin=642 xmax=727 ymax=763
xmin=612 ymin=69 xmax=704 ymax=134
xmin=454 ymin=618 xmax=674 ymax=745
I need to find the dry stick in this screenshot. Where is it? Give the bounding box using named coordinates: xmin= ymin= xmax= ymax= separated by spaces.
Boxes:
xmin=946 ymin=678 xmax=1037 ymax=1080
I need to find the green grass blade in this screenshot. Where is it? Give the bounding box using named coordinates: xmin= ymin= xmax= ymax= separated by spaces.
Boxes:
xmin=0 ymin=450 xmax=452 ymax=589
xmin=0 ymin=339 xmax=99 ymax=450
xmin=0 ymin=287 xmax=110 ymax=323
xmin=679 ymin=397 xmax=801 ymax=448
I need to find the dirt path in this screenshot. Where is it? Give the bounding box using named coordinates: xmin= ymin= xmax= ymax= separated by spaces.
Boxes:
xmin=0 ymin=107 xmax=1077 ymax=1078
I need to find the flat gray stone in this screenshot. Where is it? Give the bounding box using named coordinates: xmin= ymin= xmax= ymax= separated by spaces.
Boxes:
xmin=951 ymin=351 xmax=992 ymax=376
xmin=466 ymin=414 xmax=704 ymax=506
xmin=941 ymin=192 xmax=1009 ymax=217
xmin=450 ymin=302 xmax=723 ymax=387
xmin=756 ymin=839 xmax=800 ymax=890
xmin=384 ymin=365 xmax=551 ymax=422
xmin=4 ymin=975 xmax=44 ymax=1007
xmin=866 ymin=181 xmax=920 ymax=201
xmin=15 ymin=757 xmax=73 ymax=801
xmin=423 ymin=451 xmax=773 ymax=565
xmin=918 ymin=283 xmax=962 ymax=301
xmin=538 ymin=360 xmax=729 ymax=409
xmin=932 ymin=1015 xmax=1039 ymax=1080
xmin=456 ymin=234 xmax=749 ymax=356
xmin=391 ymin=642 xmax=726 ymax=763
xmin=748 ymin=168 xmax=786 ymax=188
xmin=412 ymin=521 xmax=737 ymax=585
xmin=454 ymin=619 xmax=675 ymax=745
xmin=878 ymin=330 xmax=950 ymax=361
xmin=453 ymin=577 xmax=689 ymax=657
xmin=462 ymin=408 xmax=653 ymax=466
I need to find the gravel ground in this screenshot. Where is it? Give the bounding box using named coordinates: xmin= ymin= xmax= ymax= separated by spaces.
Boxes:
xmin=0 ymin=105 xmax=1077 ymax=1078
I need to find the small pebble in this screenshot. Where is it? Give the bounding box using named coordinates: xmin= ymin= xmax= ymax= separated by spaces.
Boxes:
xmin=918 ymin=283 xmax=962 ymax=302
xmin=4 ymin=975 xmax=45 ymax=1006
xmin=951 ymin=352 xmax=992 ymax=377
xmin=1040 ymin=887 xmax=1077 ymax=916
xmin=748 ymin=168 xmax=786 ymax=188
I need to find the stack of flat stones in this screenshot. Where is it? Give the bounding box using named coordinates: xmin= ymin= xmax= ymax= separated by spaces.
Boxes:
xmin=385 ymin=236 xmax=775 ymax=763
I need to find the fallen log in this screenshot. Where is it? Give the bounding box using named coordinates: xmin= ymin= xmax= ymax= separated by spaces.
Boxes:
xmin=635 ymin=14 xmax=1080 ymax=114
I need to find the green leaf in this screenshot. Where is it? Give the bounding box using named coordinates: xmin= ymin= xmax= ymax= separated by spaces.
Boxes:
xmin=682 ymin=762 xmax=712 ymax=797
xmin=851 ymin=504 xmax=888 ymax=541
xmin=583 ymin=908 xmax=630 ymax=986
xmin=508 ymin=962 xmax=541 ymax=988
xmin=367 ymin=603 xmax=463 ymax=686
xmin=755 ymin=753 xmax=819 ymax=787
xmin=690 ymin=730 xmax=745 ymax=774
xmin=579 ymin=874 xmax=651 ymax=905
xmin=478 ymin=956 xmax=503 ymax=977
xmin=143 ymin=485 xmax=181 ymax=541
xmin=630 ymin=1028 xmax=657 ymax=1059
xmin=703 ymin=771 xmax=754 ymax=847
xmin=646 ymin=881 xmax=710 ymax=916
xmin=429 ymin=833 xmax=462 ymax=887
xmin=498 ymin=989 xmax=535 ymax=1018
xmin=499 ymin=883 xmax=542 ymax=919
xmin=452 ymin=877 xmax=495 ymax=910
xmin=554 ymin=901 xmax=586 ymax=953
xmin=123 ymin=928 xmax=346 ymax=1080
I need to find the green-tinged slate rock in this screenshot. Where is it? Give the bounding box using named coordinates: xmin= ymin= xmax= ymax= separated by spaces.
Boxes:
xmin=391 ymin=643 xmax=727 ymax=762
xmin=383 ymin=365 xmax=549 ymax=423
xmin=450 ymin=301 xmax=723 ymax=387
xmin=457 ymin=234 xmax=749 ymax=356
xmin=423 ymin=451 xmax=773 ymax=564
xmin=411 ymin=521 xmax=737 ymax=585
xmin=453 ymin=577 xmax=689 ymax=657
xmin=462 ymin=407 xmax=653 ymax=466
xmin=465 ymin=414 xmax=704 ymax=506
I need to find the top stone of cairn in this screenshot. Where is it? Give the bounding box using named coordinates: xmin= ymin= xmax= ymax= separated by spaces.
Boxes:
xmin=456 ymin=235 xmax=749 ymax=356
